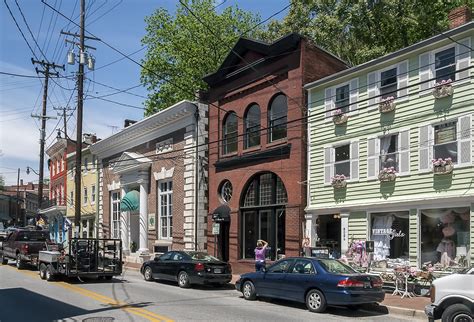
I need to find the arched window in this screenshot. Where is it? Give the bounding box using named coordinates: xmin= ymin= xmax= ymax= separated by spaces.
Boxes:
xmin=268 ymin=94 xmax=287 ymax=142
xmin=244 ymin=104 xmax=260 ymax=149
xmin=222 ymin=112 xmax=238 ymax=154
xmin=241 ymin=172 xmax=287 ymax=260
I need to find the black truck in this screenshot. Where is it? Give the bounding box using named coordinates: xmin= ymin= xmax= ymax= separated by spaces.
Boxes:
xmin=0 ymin=228 xmax=50 ymax=269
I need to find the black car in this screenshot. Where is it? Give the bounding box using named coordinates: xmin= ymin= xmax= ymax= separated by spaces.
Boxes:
xmin=235 ymin=257 xmax=384 ymax=313
xmin=140 ymin=251 xmax=232 ymax=288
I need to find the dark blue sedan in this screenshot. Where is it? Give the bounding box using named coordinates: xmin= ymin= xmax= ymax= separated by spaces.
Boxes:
xmin=235 ymin=257 xmax=384 ymax=313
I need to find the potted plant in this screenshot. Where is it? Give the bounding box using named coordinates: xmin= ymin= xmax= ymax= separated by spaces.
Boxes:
xmin=432 ymin=157 xmax=454 ymax=175
xmin=331 ymin=174 xmax=347 ymax=189
xmin=378 ymin=167 xmax=397 ymax=182
xmin=432 ymin=79 xmax=453 ymax=99
xmin=379 ymin=96 xmax=396 ymax=113
xmin=332 ymin=109 xmax=348 ymax=125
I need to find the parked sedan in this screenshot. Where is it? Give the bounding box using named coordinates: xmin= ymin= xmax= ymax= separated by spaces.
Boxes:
xmin=235 ymin=257 xmax=384 ymax=313
xmin=140 ymin=251 xmax=232 ymax=288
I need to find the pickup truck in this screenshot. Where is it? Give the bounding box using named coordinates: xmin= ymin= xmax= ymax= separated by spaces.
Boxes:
xmin=425 ymin=267 xmax=474 ymax=322
xmin=0 ymin=228 xmax=50 ymax=269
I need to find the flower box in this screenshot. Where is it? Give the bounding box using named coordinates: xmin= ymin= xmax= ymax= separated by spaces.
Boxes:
xmin=331 ymin=174 xmax=347 ymax=189
xmin=378 ymin=167 xmax=397 ymax=182
xmin=379 ymin=96 xmax=396 ymax=113
xmin=432 ymin=158 xmax=454 ymax=175
xmin=432 ymin=79 xmax=453 ymax=99
xmin=332 ymin=109 xmax=348 ymax=125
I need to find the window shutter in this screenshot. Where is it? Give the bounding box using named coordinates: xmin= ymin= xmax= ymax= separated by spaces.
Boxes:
xmin=325 ymin=87 xmax=334 ymax=119
xmin=367 ymin=137 xmax=379 ymax=179
xmin=324 ymin=147 xmax=333 ymax=184
xmin=418 ymin=125 xmax=432 ymax=172
xmin=458 ymin=114 xmax=472 ymax=166
xmin=397 ymin=60 xmax=409 ymax=101
xmin=419 ymin=52 xmax=432 ymax=93
xmin=350 ymin=141 xmax=359 ymax=181
xmin=367 ymin=72 xmax=379 ymax=110
xmin=349 ymin=78 xmax=359 ymax=113
xmin=398 ymin=130 xmax=410 ymax=175
xmin=456 ymin=38 xmax=471 ymax=83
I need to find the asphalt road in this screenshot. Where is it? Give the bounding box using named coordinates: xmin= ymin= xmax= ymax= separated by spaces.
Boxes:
xmin=0 ymin=261 xmax=422 ymax=322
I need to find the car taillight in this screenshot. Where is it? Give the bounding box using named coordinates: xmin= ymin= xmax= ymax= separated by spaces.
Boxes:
xmin=337 ymin=278 xmax=365 ymax=288
xmin=21 ymin=244 xmax=29 ymax=254
xmin=430 ymin=285 xmax=435 ymax=303
xmin=372 ymin=277 xmax=383 ymax=288
xmin=194 ymin=262 xmax=205 ymax=272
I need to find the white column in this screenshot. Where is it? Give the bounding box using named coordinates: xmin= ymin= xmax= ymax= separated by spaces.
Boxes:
xmin=311 ymin=214 xmax=319 ymax=247
xmin=138 ymin=182 xmax=149 ymax=254
xmin=340 ymin=213 xmax=350 ymax=254
xmin=120 ymin=187 xmax=130 ymax=252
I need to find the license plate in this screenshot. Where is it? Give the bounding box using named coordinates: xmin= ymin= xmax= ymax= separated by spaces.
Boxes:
xmin=214 ymin=268 xmax=222 ymax=274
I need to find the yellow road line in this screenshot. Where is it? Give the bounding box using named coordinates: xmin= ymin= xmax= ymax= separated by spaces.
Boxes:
xmin=2 ymin=264 xmax=173 ymax=322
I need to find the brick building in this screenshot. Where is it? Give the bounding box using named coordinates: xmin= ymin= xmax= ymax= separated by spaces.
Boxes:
xmin=203 ymin=33 xmax=348 ymax=271
xmin=90 ymin=100 xmax=208 ymax=263
xmin=3 ymin=180 xmax=49 ymax=225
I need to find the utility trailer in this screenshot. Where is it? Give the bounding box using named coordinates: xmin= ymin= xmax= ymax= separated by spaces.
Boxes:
xmin=38 ymin=238 xmax=122 ymax=281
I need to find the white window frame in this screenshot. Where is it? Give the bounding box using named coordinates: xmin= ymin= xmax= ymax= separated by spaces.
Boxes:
xmin=83 ymin=186 xmax=88 ymax=205
xmin=84 ymin=157 xmax=89 ymax=173
xmin=324 ymin=79 xmax=359 ymax=122
xmin=69 ymin=191 xmax=73 ymax=208
xmin=379 ymin=64 xmax=398 ymax=100
xmin=111 ymin=192 xmax=121 ymax=239
xmin=158 ymin=180 xmax=173 ymax=240
xmin=323 ymin=140 xmax=359 ymax=185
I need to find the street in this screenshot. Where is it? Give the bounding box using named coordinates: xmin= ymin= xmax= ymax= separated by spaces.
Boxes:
xmin=0 ymin=262 xmax=422 ymax=322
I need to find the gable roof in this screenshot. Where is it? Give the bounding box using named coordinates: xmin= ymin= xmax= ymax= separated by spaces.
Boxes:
xmin=203 ymin=33 xmax=302 ymax=87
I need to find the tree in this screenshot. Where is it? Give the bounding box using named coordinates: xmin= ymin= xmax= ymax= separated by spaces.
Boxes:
xmin=262 ymin=0 xmax=473 ymax=66
xmin=0 ymin=175 xmax=4 ymax=191
xmin=141 ymin=0 xmax=264 ymax=115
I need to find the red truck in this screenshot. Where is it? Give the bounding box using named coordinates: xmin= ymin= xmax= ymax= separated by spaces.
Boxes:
xmin=0 ymin=228 xmax=50 ymax=269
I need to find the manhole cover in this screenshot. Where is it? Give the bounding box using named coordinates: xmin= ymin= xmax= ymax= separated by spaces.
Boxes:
xmin=82 ymin=317 xmax=114 ymax=322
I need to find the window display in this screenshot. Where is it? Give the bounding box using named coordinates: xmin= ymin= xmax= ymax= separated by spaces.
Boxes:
xmin=420 ymin=207 xmax=470 ymax=268
xmin=370 ymin=212 xmax=409 ymax=262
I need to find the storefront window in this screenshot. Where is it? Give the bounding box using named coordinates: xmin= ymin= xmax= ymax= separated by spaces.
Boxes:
xmin=420 ymin=208 xmax=470 ymax=268
xmin=371 ymin=212 xmax=409 ymax=262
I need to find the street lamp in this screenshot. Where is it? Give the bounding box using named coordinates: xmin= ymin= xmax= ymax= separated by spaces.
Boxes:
xmin=26 ymin=166 xmax=39 ymax=176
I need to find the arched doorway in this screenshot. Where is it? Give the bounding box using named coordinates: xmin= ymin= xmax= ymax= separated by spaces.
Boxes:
xmin=240 ymin=172 xmax=287 ymax=260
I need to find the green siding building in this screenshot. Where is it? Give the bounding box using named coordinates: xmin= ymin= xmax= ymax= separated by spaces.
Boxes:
xmin=305 ymin=22 xmax=473 ymax=270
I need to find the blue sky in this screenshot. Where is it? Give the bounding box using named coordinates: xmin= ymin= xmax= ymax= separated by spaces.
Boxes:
xmin=0 ymin=0 xmax=289 ymax=185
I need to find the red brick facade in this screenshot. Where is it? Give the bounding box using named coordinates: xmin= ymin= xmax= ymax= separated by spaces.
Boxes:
xmin=205 ymin=34 xmax=347 ymax=272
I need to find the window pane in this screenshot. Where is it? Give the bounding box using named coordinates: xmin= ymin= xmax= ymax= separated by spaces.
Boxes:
xmin=335 ymin=161 xmax=350 ymax=177
xmin=269 ymin=95 xmax=287 ymax=142
xmin=275 ymin=177 xmax=287 ymax=204
xmin=259 ymin=173 xmax=272 ymax=205
xmin=243 ymin=181 xmax=256 ymax=207
xmin=434 ymin=142 xmax=458 ymax=162
xmin=435 ymin=47 xmax=455 ymax=82
xmin=380 ymin=68 xmax=397 ymax=99
xmin=335 ymin=85 xmax=349 ymax=112
xmin=223 ymin=113 xmax=238 ymax=154
xmin=380 ymin=134 xmax=399 ymax=170
xmin=243 ymin=211 xmax=257 ymax=258
xmin=435 ymin=122 xmax=456 ymax=144
xmin=245 ymin=104 xmax=261 ymax=149
xmin=335 ymin=144 xmax=350 ymax=162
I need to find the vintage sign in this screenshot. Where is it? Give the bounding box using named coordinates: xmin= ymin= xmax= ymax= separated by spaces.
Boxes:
xmin=372 ymin=228 xmax=405 ymax=240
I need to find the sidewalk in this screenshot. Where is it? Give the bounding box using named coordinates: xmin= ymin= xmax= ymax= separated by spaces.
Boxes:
xmin=124 ymin=264 xmax=428 ymax=319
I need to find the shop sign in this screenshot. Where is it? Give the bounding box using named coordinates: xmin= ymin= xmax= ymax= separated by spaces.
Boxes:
xmin=372 ymin=228 xmax=405 ymax=240
xmin=212 ymin=223 xmax=220 ymax=235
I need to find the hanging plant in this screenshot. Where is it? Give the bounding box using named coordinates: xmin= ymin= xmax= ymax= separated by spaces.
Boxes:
xmin=432 ymin=158 xmax=454 ymax=175
xmin=331 ymin=174 xmax=347 ymax=188
xmin=432 ymin=79 xmax=453 ymax=99
xmin=378 ymin=167 xmax=397 ymax=182
xmin=332 ymin=109 xmax=348 ymax=125
xmin=379 ymin=96 xmax=396 ymax=113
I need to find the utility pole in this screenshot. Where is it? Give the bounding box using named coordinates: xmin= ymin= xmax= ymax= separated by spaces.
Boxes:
xmin=31 ymin=59 xmax=63 ymax=211
xmin=16 ymin=168 xmax=20 ymax=226
xmin=61 ymin=0 xmax=99 ymax=236
xmin=53 ymin=106 xmax=74 ymax=140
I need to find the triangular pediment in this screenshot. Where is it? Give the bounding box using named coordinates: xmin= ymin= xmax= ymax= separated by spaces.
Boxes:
xmin=112 ymin=151 xmax=151 ymax=174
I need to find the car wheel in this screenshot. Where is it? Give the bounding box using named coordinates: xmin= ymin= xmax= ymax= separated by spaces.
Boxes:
xmin=177 ymin=271 xmax=190 ymax=288
xmin=143 ymin=266 xmax=154 ymax=282
xmin=306 ymin=289 xmax=327 ymax=313
xmin=0 ymin=253 xmax=7 ymax=265
xmin=39 ymin=263 xmax=47 ymax=280
xmin=242 ymin=281 xmax=257 ymax=300
xmin=45 ymin=264 xmax=54 ymax=281
xmin=441 ymin=303 xmax=473 ymax=322
xmin=16 ymin=254 xmax=24 ymax=269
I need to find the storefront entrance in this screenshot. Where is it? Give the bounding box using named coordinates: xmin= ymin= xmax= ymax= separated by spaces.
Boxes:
xmin=316 ymin=215 xmax=341 ymax=258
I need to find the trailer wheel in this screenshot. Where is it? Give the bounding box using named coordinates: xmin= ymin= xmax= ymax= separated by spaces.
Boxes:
xmin=16 ymin=253 xmax=24 ymax=269
xmin=39 ymin=263 xmax=47 ymax=280
xmin=0 ymin=253 xmax=7 ymax=265
xmin=45 ymin=264 xmax=54 ymax=281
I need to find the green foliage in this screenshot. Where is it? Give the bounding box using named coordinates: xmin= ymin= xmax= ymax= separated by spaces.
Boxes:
xmin=141 ymin=0 xmax=263 ymax=115
xmin=0 ymin=175 xmax=4 ymax=191
xmin=263 ymin=0 xmax=473 ymax=66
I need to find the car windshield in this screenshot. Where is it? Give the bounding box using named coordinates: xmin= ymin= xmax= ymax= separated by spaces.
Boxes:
xmin=318 ymin=259 xmax=357 ymax=274
xmin=186 ymin=252 xmax=219 ymax=262
xmin=17 ymin=231 xmax=49 ymax=241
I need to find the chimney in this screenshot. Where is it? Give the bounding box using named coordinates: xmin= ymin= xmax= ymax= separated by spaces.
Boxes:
xmin=124 ymin=119 xmax=137 ymax=128
xmin=83 ymin=133 xmax=98 ymax=145
xmin=448 ymin=6 xmax=471 ymax=29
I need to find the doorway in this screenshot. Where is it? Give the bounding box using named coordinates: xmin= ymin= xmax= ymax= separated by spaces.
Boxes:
xmin=317 ymin=215 xmax=341 ymax=258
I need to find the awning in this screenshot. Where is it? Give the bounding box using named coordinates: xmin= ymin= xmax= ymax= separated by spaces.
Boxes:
xmin=212 ymin=205 xmax=231 ymax=222
xmin=120 ymin=190 xmax=140 ymax=212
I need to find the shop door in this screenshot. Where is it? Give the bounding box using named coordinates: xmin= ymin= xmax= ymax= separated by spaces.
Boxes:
xmin=243 ymin=211 xmax=257 ymax=259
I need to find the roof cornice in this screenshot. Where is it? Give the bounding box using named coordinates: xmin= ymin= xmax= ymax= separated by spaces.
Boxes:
xmin=90 ymin=100 xmax=197 ymax=159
